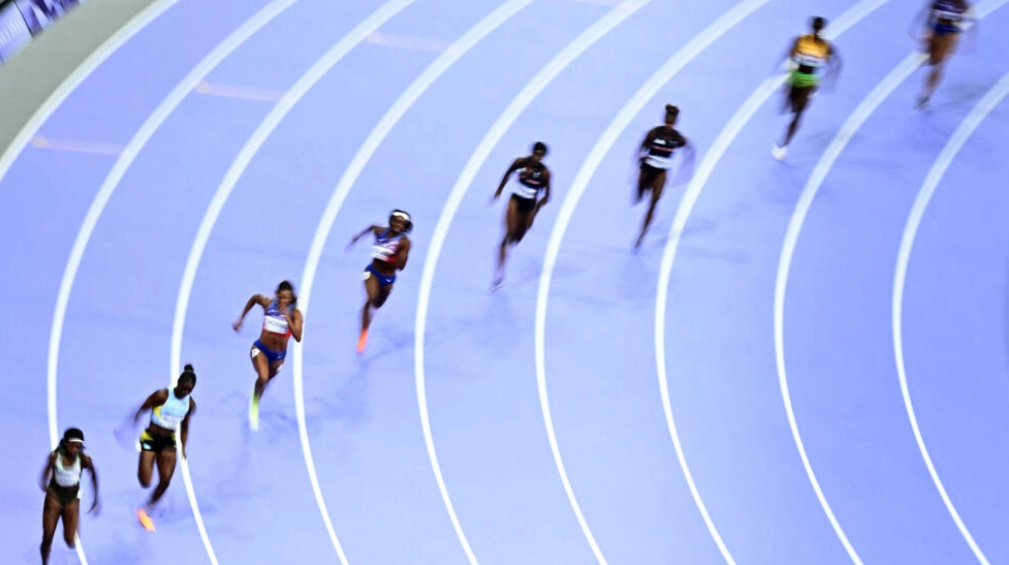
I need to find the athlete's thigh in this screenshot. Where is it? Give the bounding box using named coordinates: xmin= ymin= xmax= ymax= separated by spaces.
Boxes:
xmin=155 ymin=447 xmax=177 ymax=481
xmin=60 ymin=499 xmax=80 ymax=545
xmin=138 ymin=449 xmax=155 ymax=482
xmin=251 ymin=344 xmax=271 ymax=380
xmin=42 ymin=493 xmax=61 ymax=537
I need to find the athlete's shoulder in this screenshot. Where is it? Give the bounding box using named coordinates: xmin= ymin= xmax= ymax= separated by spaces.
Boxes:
xmin=254 ymin=294 xmax=272 ymax=307
xmin=645 ymin=125 xmax=665 ymax=140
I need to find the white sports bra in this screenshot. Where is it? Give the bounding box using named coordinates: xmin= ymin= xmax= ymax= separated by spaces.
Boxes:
xmin=52 ymin=451 xmax=82 ymax=488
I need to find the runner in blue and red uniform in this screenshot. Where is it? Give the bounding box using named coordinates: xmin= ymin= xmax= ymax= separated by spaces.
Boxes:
xmin=233 ymin=281 xmax=303 ymax=430
xmin=915 ymin=0 xmax=973 ymax=107
xmin=348 ymin=210 xmax=413 ymax=353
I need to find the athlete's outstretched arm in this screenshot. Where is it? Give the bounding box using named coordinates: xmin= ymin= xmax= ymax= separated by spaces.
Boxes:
xmin=492 ymin=158 xmax=523 ymax=200
xmin=347 ymin=225 xmax=379 ymax=250
xmin=669 ymin=140 xmax=696 ymax=186
xmin=133 ymin=390 xmax=167 ymax=425
xmin=82 ymin=454 xmax=100 ymax=513
xmin=824 ymin=45 xmax=843 ymax=89
xmin=39 ymin=453 xmax=55 ymax=492
xmin=233 ymin=294 xmax=269 ymax=331
xmin=639 ymin=128 xmax=657 ymax=154
xmin=534 ymin=169 xmax=551 ymax=215
xmin=180 ymin=399 xmax=196 ymax=458
xmin=829 ymin=45 xmax=843 ymax=74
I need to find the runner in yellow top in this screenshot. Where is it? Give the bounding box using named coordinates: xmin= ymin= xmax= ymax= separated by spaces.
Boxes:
xmin=773 ymin=17 xmax=842 ymax=160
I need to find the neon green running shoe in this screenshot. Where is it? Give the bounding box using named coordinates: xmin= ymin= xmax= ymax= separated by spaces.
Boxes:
xmin=249 ymin=395 xmax=260 ymax=431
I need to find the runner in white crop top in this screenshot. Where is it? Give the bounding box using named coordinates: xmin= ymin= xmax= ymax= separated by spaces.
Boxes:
xmin=40 ymin=427 xmax=99 ymax=564
xmin=348 ymin=210 xmax=413 ymax=354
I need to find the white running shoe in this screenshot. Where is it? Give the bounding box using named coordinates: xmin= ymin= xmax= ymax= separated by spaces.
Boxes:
xmin=772 ymin=144 xmax=787 ymax=161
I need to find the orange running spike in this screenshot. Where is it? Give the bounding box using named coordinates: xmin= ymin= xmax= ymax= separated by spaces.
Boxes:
xmin=137 ymin=508 xmax=155 ymax=532
xmin=357 ymin=330 xmax=368 ymax=354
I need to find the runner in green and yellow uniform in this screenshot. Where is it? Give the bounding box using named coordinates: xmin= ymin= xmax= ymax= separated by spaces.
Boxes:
xmin=773 ymin=17 xmax=842 ymax=160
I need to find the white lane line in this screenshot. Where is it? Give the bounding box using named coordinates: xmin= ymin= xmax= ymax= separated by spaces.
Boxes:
xmin=46 ymin=1 xmax=301 ymax=563
xmin=170 ymin=2 xmax=415 ymax=563
xmin=774 ymin=2 xmax=1006 ymax=563
xmin=538 ymin=0 xmax=775 ymax=562
xmin=46 ymin=2 xmax=298 ymax=560
xmin=893 ymin=71 xmax=1009 ymax=565
xmin=0 ymin=0 xmax=182 ymax=189
xmin=651 ymin=0 xmax=888 ymax=561
xmin=416 ymin=1 xmax=654 ymax=563
xmin=294 ymin=1 xmax=535 ymax=563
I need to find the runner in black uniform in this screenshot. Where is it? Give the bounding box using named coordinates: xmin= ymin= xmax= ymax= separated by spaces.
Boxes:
xmin=635 ymin=105 xmax=693 ymax=250
xmin=490 ymin=142 xmax=551 ymax=290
